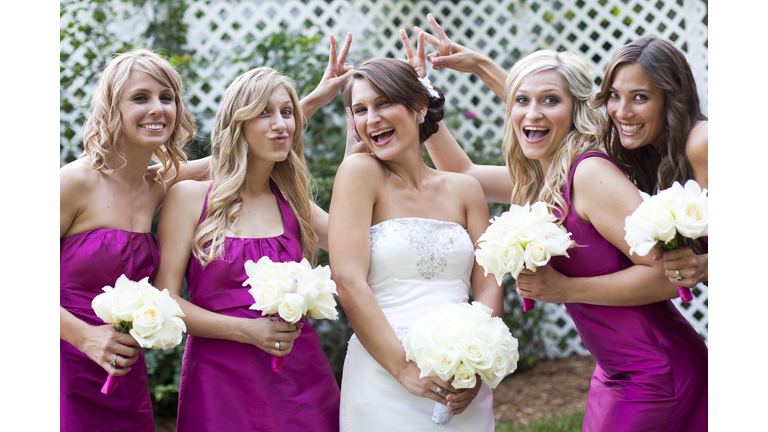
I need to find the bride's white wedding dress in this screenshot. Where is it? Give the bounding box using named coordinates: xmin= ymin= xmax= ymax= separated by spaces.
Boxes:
xmin=339 ymin=218 xmax=495 ymax=431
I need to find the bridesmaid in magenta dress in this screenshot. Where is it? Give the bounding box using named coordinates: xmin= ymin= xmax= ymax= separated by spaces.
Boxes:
xmin=153 ymin=36 xmax=353 ymax=432
xmin=415 ymin=22 xmax=707 ymax=428
xmin=60 ymin=48 xmax=205 ymax=431
xmin=593 ymin=36 xmax=708 ymax=290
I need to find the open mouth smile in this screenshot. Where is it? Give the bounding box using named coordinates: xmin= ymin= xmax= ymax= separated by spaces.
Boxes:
xmin=370 ymin=128 xmax=394 ymax=146
xmin=523 ymin=126 xmax=550 ymax=142
xmin=619 ymin=122 xmax=644 ymax=135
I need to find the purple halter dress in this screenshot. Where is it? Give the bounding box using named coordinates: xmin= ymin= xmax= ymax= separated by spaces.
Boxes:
xmin=60 ymin=229 xmax=157 ymax=432
xmin=176 ymin=181 xmax=340 ymax=432
xmin=548 ymin=153 xmax=708 ymax=432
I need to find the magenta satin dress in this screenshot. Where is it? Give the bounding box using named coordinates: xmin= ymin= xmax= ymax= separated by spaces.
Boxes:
xmin=60 ymin=229 xmax=157 ymax=432
xmin=176 ymin=181 xmax=340 ymax=432
xmin=548 ymin=153 xmax=708 ymax=432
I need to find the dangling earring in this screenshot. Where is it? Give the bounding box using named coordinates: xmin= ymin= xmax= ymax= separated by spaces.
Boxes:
xmin=417 ymin=115 xmax=425 ymax=125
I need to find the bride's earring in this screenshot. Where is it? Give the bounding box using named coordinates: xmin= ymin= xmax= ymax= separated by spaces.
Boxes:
xmin=416 ymin=115 xmax=425 ymax=125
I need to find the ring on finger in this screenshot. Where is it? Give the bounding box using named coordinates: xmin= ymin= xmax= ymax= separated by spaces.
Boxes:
xmin=675 ymin=270 xmax=683 ymax=281
xmin=275 ymin=342 xmax=281 ymax=351
xmin=436 ymin=386 xmax=444 ymax=397
xmin=110 ymin=355 xmax=118 ymax=367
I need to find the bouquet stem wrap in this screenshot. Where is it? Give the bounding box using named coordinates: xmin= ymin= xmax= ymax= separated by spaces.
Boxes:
xmin=678 ymin=286 xmax=693 ymax=303
xmin=432 ymin=402 xmax=452 ymax=425
xmin=523 ymin=298 xmax=534 ymax=312
xmin=101 ymin=373 xmax=120 ymax=395
xmin=271 ymin=355 xmax=284 ymax=373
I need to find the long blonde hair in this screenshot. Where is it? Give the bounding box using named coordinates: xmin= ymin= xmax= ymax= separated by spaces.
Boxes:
xmin=192 ymin=67 xmax=317 ymax=266
xmin=503 ymin=50 xmax=606 ymax=219
xmin=81 ymin=47 xmax=195 ymax=185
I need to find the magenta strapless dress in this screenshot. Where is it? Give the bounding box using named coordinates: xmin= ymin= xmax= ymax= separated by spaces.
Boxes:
xmin=548 ymin=153 xmax=708 ymax=432
xmin=60 ymin=229 xmax=157 ymax=432
xmin=176 ymin=181 xmax=340 ymax=432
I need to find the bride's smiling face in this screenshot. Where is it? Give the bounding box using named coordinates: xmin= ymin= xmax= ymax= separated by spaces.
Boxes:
xmin=350 ymin=78 xmax=422 ymax=160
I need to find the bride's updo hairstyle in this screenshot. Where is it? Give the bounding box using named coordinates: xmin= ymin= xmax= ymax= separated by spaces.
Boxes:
xmin=503 ymin=50 xmax=605 ymax=221
xmin=81 ymin=47 xmax=195 ymax=185
xmin=343 ymin=58 xmax=445 ymax=144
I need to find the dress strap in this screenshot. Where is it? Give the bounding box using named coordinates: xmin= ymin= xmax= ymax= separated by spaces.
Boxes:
xmin=563 ymin=152 xmax=628 ymax=207
xmin=198 ymin=183 xmax=214 ymax=225
xmin=269 ymin=179 xmax=304 ymax=262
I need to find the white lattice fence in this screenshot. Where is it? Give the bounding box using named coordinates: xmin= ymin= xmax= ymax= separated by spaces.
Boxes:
xmin=60 ymin=0 xmax=709 ymax=358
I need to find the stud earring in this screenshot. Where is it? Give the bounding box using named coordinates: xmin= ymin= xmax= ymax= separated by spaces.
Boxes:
xmin=417 ymin=116 xmax=425 ymax=125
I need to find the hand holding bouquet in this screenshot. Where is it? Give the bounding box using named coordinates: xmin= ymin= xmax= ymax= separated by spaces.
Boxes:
xmin=475 ymin=202 xmax=572 ymax=311
xmin=403 ymin=302 xmax=519 ymax=425
xmin=624 ymin=180 xmax=708 ymax=302
xmin=243 ymin=257 xmax=339 ymax=371
xmin=92 ymin=275 xmax=187 ymax=395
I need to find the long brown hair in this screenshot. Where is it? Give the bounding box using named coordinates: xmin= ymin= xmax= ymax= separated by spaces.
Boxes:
xmin=593 ymin=36 xmax=706 ymax=193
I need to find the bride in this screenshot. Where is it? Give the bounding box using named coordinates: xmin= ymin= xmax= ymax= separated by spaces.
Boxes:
xmin=328 ymin=41 xmax=502 ymax=431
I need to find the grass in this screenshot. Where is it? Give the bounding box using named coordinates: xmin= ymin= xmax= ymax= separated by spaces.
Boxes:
xmin=495 ymin=411 xmax=584 ymax=432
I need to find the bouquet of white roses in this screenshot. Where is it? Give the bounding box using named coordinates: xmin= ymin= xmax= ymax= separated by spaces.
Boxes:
xmin=92 ymin=275 xmax=187 ymax=395
xmin=403 ymin=302 xmax=519 ymax=425
xmin=243 ymin=256 xmax=339 ymax=371
xmin=475 ymin=201 xmax=572 ymax=312
xmin=624 ymin=179 xmax=708 ymax=302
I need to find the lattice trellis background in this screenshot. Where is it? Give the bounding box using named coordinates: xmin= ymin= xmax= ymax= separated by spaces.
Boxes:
xmin=60 ymin=0 xmax=708 ymax=358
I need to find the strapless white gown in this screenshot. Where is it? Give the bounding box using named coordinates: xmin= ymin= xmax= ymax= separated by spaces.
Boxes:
xmin=339 ymin=218 xmax=495 ymax=432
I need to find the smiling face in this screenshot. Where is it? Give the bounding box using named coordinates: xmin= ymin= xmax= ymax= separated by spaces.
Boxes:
xmin=510 ymin=70 xmax=574 ymax=172
xmin=243 ymin=85 xmax=296 ymax=164
xmin=350 ymin=78 xmax=424 ymax=160
xmin=606 ymin=62 xmax=665 ymax=150
xmin=117 ymin=70 xmax=177 ymax=150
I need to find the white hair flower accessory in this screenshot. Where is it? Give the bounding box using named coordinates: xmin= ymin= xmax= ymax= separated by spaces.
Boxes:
xmin=418 ymin=76 xmax=439 ymax=98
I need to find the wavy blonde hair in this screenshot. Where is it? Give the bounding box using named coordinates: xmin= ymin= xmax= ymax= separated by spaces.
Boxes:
xmin=192 ymin=67 xmax=316 ymax=267
xmin=503 ymin=50 xmax=606 ymax=220
xmin=80 ymin=48 xmax=195 ymax=185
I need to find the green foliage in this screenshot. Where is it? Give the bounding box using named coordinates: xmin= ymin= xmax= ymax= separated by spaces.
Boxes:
xmin=495 ymin=411 xmax=585 ymax=432
xmin=61 ymin=0 xmax=554 ymax=417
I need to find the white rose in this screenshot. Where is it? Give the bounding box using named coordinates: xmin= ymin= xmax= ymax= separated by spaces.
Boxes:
xmin=278 ymin=292 xmax=305 ymax=323
xmin=433 ymin=347 xmax=460 ymax=382
xmin=501 ymin=243 xmax=526 ymax=279
xmin=625 ymin=199 xmax=661 ymax=256
xmin=113 ymin=282 xmax=144 ymax=322
xmin=415 ymin=347 xmax=438 ymax=379
xmin=461 ymin=341 xmax=493 ymax=371
xmin=243 ymin=257 xmax=281 ymax=287
xmin=539 ymin=223 xmax=572 ymax=257
xmin=673 ymin=181 xmax=707 ymax=239
xmin=475 ymin=242 xmax=506 ymax=285
xmin=452 ymin=361 xmax=477 ymax=389
xmin=248 ymin=279 xmax=287 ymax=315
xmin=523 ymin=242 xmax=551 ymax=271
xmin=153 ymin=289 xmax=181 ymax=320
xmin=137 ymin=277 xmax=161 ymax=303
xmin=648 ymin=203 xmax=677 ymax=244
xmin=151 ymin=317 xmax=186 ymax=350
xmin=307 ymin=292 xmax=338 ymax=321
xmin=130 ymin=304 xmax=164 ymax=347
xmin=92 ymin=288 xmax=119 ymax=324
xmin=529 ymin=201 xmax=556 ymax=225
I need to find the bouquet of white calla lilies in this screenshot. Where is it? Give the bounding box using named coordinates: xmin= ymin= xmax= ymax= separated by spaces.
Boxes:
xmin=243 ymin=257 xmax=339 ymax=372
xmin=403 ymin=302 xmax=519 ymax=425
xmin=475 ymin=202 xmax=572 ymax=311
xmin=624 ymin=180 xmax=708 ymax=302
xmin=91 ymin=275 xmax=187 ymax=395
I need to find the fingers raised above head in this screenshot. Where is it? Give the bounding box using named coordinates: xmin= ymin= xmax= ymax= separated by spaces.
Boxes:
xmin=399 ymin=29 xmax=415 ymax=60
xmin=337 ymin=32 xmax=352 ymax=65
xmin=415 ymin=26 xmax=440 ymax=47
xmin=416 ymin=30 xmax=425 ymax=61
xmin=427 ymin=13 xmax=449 ymax=41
